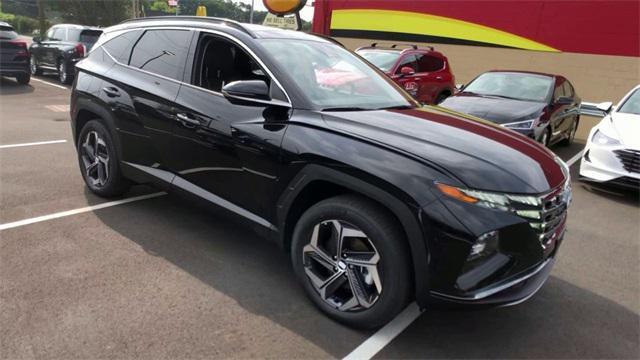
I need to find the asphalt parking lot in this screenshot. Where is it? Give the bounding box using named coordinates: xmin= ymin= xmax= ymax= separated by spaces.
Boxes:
xmin=1 ymin=75 xmax=638 ymax=359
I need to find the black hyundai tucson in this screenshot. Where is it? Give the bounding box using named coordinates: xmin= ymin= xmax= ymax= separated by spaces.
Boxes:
xmin=71 ymin=17 xmax=571 ymax=329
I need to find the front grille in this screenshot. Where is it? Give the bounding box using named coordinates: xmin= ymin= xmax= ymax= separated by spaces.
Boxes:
xmin=507 ymin=183 xmax=570 ymax=251
xmin=614 ymin=149 xmax=640 ymax=173
xmin=609 ymin=176 xmax=640 ymax=190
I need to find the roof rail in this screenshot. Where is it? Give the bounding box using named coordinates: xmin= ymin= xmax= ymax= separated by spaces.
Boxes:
xmin=120 ymin=16 xmax=254 ymax=37
xmin=370 ymin=42 xmax=434 ymax=51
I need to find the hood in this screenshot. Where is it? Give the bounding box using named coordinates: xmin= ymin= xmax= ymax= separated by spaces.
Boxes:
xmin=439 ymin=94 xmax=546 ymax=124
xmin=321 ymin=106 xmax=566 ymax=194
xmin=610 ymin=112 xmax=640 ymax=150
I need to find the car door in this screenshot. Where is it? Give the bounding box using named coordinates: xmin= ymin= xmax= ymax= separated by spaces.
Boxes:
xmin=43 ymin=26 xmax=64 ymax=67
xmin=392 ymin=54 xmax=419 ymax=98
xmin=169 ymin=32 xmax=289 ymax=224
xmin=98 ymin=28 xmax=193 ymax=187
xmin=548 ymin=78 xmax=571 ymax=142
xmin=414 ymin=53 xmax=447 ymax=103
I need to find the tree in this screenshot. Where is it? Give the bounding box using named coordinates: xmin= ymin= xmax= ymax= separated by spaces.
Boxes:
xmin=49 ymin=0 xmax=131 ymax=27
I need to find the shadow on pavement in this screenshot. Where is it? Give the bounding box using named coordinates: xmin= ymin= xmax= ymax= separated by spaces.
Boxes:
xmin=92 ymin=193 xmax=369 ymax=358
xmin=0 ymin=76 xmax=34 ymax=95
xmin=376 ymin=276 xmax=639 ymax=359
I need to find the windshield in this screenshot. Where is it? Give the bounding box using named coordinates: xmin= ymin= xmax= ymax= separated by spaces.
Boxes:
xmin=356 ymin=50 xmax=401 ymax=72
xmin=0 ymin=26 xmax=17 ymax=40
xmin=463 ymin=72 xmax=553 ymax=102
xmin=617 ymin=89 xmax=640 ymax=115
xmin=260 ymin=39 xmax=414 ymax=110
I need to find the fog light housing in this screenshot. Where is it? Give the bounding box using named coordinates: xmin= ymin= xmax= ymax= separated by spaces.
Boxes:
xmin=467 ymin=230 xmax=499 ymax=261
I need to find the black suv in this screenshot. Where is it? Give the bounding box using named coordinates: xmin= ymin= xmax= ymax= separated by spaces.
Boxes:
xmin=71 ymin=17 xmax=571 ymax=329
xmin=0 ymin=21 xmax=30 ymax=84
xmin=29 ymin=24 xmax=102 ymax=84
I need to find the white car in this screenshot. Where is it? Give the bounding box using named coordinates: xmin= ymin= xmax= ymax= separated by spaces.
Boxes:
xmin=579 ymin=85 xmax=640 ymax=190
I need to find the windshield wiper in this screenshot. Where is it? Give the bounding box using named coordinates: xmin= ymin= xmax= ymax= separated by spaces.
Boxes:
xmin=482 ymin=94 xmax=526 ymax=101
xmin=374 ymin=105 xmax=414 ymax=110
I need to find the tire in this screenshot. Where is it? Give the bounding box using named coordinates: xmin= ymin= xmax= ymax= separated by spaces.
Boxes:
xmin=435 ymin=91 xmax=450 ymax=104
xmin=58 ymin=60 xmax=72 ymax=84
xmin=77 ymin=120 xmax=131 ymax=197
xmin=539 ymin=127 xmax=551 ymax=147
xmin=291 ymin=195 xmax=412 ymax=329
xmin=16 ymin=73 xmax=30 ymax=85
xmin=30 ymin=59 xmax=42 ymax=76
xmin=560 ymin=118 xmax=579 ymax=146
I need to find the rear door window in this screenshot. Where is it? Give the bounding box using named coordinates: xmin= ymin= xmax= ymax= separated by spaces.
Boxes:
xmin=415 ymin=54 xmax=445 ymax=72
xmin=51 ymin=27 xmax=65 ymax=41
xmin=562 ymin=81 xmax=574 ymax=97
xmin=129 ymin=29 xmax=191 ymax=81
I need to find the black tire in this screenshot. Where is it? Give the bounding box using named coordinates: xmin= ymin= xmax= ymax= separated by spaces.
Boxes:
xmin=30 ymin=59 xmax=42 ymax=76
xmin=539 ymin=127 xmax=551 ymax=147
xmin=16 ymin=73 xmax=30 ymax=85
xmin=58 ymin=59 xmax=72 ymax=84
xmin=560 ymin=118 xmax=579 ymax=146
xmin=291 ymin=195 xmax=412 ymax=329
xmin=77 ymin=120 xmax=131 ymax=197
xmin=435 ymin=91 xmax=450 ymax=104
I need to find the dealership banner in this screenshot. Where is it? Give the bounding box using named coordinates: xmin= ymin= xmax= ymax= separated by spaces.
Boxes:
xmin=312 ymin=0 xmax=639 ymax=57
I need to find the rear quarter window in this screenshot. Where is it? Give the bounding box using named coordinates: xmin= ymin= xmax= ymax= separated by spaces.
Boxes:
xmin=101 ymin=29 xmax=142 ymax=64
xmin=129 ymin=29 xmax=191 ymax=81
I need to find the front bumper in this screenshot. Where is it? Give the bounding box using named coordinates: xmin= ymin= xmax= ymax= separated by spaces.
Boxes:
xmin=579 ymin=134 xmax=640 ymax=190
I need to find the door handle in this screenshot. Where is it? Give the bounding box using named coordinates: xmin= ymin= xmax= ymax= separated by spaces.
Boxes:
xmin=176 ymin=113 xmax=200 ymax=128
xmin=436 ymin=76 xmax=443 ymax=80
xmin=102 ymin=87 xmax=120 ymax=98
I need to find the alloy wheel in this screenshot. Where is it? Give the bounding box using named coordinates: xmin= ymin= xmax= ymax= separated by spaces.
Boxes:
xmin=80 ymin=131 xmax=110 ymax=187
xmin=30 ymin=61 xmax=37 ymax=75
xmin=302 ymin=220 xmax=382 ymax=312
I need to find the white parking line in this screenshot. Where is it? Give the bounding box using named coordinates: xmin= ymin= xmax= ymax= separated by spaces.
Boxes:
xmin=0 ymin=192 xmax=166 ymax=231
xmin=0 ymin=140 xmax=67 ymax=149
xmin=343 ymin=302 xmax=423 ymax=360
xmin=566 ymin=150 xmax=584 ymax=167
xmin=31 ymin=77 xmax=69 ymax=90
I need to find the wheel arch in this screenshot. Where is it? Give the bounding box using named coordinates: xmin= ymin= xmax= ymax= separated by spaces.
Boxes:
xmin=277 ymin=164 xmax=431 ymax=306
xmin=73 ymin=98 xmax=122 ymax=159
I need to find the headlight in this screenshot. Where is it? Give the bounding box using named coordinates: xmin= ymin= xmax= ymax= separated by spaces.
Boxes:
xmin=435 ymin=183 xmax=537 ymax=212
xmin=502 ymin=118 xmax=536 ymax=130
xmin=592 ymin=129 xmax=620 ymax=146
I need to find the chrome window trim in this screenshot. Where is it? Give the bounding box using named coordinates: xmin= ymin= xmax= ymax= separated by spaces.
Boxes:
xmin=99 ymin=26 xmax=292 ymax=107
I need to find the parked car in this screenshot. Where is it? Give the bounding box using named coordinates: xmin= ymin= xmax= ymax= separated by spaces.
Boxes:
xmin=29 ymin=24 xmax=102 ymax=84
xmin=579 ymin=85 xmax=640 ymax=190
xmin=0 ymin=21 xmax=30 ymax=84
xmin=356 ymin=43 xmax=455 ymax=104
xmin=71 ymin=17 xmax=571 ymax=329
xmin=440 ymin=71 xmax=581 ymax=147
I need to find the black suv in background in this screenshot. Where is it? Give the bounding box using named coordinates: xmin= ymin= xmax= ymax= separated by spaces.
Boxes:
xmin=71 ymin=17 xmax=571 ymax=329
xmin=0 ymin=21 xmax=30 ymax=84
xmin=29 ymin=24 xmax=102 ymax=84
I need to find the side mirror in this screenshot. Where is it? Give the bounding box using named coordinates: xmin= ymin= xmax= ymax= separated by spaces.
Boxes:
xmin=400 ymin=66 xmax=415 ymax=76
xmin=455 ymin=83 xmax=465 ymax=91
xmin=222 ymin=80 xmax=270 ymax=101
xmin=556 ymin=96 xmax=573 ymax=105
xmin=32 ymin=36 xmax=41 ymax=43
xmin=596 ymin=101 xmax=613 ymax=113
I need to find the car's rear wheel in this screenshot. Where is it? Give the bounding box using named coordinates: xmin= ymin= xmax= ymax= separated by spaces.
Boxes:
xmin=58 ymin=60 xmax=71 ymax=84
xmin=539 ymin=127 xmax=551 ymax=147
xmin=560 ymin=118 xmax=579 ymax=146
xmin=16 ymin=73 xmax=30 ymax=85
xmin=77 ymin=120 xmax=130 ymax=197
xmin=291 ymin=195 xmax=412 ymax=329
xmin=30 ymin=59 xmax=42 ymax=76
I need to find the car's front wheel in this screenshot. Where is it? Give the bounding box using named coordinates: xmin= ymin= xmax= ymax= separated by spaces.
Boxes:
xmin=291 ymin=195 xmax=412 ymax=329
xmin=58 ymin=60 xmax=72 ymax=84
xmin=30 ymin=59 xmax=42 ymax=76
xmin=77 ymin=120 xmax=130 ymax=197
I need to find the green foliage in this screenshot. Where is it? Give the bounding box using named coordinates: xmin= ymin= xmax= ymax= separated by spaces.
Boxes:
xmin=146 ymin=0 xmax=176 ymax=14
xmin=0 ymin=11 xmax=43 ymax=34
xmin=48 ymin=0 xmax=132 ymax=27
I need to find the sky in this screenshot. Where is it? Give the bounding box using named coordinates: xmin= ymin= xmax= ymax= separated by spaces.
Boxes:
xmin=233 ymin=0 xmax=315 ymax=22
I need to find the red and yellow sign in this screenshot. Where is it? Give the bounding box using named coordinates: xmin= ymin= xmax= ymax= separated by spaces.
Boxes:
xmin=263 ymin=0 xmax=306 ymax=16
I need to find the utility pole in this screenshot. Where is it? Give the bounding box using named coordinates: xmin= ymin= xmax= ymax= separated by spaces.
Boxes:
xmin=250 ymin=0 xmax=254 ymax=23
xmin=37 ymin=0 xmax=46 ymax=38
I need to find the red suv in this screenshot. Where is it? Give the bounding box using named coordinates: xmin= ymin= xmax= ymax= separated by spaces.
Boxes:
xmin=356 ymin=43 xmax=455 ymax=104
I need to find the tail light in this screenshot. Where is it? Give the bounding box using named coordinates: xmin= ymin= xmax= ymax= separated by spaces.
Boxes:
xmin=9 ymin=40 xmax=29 ymax=57
xmin=74 ymin=43 xmax=86 ymax=58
